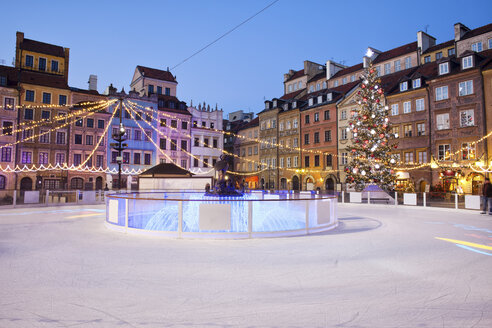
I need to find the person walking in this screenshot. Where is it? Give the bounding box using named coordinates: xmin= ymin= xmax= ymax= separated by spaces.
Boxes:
xmin=481 ymin=178 xmax=492 ymax=214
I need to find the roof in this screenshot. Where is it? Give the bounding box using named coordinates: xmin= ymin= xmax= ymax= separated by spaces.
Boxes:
xmin=285 ymin=69 xmax=304 ymax=82
xmin=139 ymin=163 xmax=193 ymax=177
xmin=237 ymin=117 xmax=259 ymax=131
xmin=280 ymin=89 xmax=304 ymax=100
xmin=0 ymin=65 xmax=19 ymax=88
xmin=422 ymin=39 xmax=455 ymax=54
xmin=373 ymin=41 xmax=418 ymax=64
xmin=307 ymin=71 xmax=326 ymax=83
xmin=70 ymin=87 xmax=102 ymax=96
xmin=137 ymin=66 xmax=176 ymax=83
xmin=461 ymin=23 xmax=492 ymax=40
xmin=330 ymin=80 xmax=360 ymax=94
xmin=20 ymin=70 xmax=68 ymax=89
xmin=331 ymin=63 xmax=363 ymax=79
xmin=20 ymin=38 xmax=66 ymax=57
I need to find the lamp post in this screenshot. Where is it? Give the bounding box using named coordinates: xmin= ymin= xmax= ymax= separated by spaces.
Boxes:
xmin=110 ymin=97 xmax=127 ymax=190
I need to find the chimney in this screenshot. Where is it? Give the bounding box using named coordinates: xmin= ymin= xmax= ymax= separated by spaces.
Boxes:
xmin=63 ymin=48 xmax=70 ymax=83
xmin=454 ymin=23 xmax=470 ymax=42
xmin=88 ymin=75 xmax=98 ymax=91
xmin=417 ymin=31 xmax=436 ymax=54
xmin=326 ymin=60 xmax=346 ymax=80
xmin=15 ymin=31 xmax=24 ymax=69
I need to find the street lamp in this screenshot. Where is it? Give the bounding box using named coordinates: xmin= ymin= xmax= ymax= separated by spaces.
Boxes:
xmin=110 ymin=98 xmax=128 ymax=190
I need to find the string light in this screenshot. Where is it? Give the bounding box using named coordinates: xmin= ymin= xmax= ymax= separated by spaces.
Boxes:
xmin=0 ymin=99 xmax=109 ymax=110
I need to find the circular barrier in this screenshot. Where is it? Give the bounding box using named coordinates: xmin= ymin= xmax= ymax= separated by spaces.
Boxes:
xmin=105 ymin=191 xmax=338 ymax=239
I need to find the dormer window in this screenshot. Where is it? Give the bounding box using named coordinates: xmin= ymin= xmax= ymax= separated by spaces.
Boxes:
xmin=308 ymin=98 xmax=314 ymax=106
xmin=273 ymin=100 xmax=277 ymax=108
xmin=292 ymin=101 xmax=296 ymax=108
xmin=400 ymin=81 xmax=408 ymax=91
xmin=0 ymin=75 xmax=6 ymax=86
xmin=327 ymin=93 xmax=332 ymax=101
xmin=265 ymin=102 xmax=270 ymax=110
xmin=334 ymin=80 xmax=339 ymax=87
xmin=309 ymin=85 xmax=314 ymax=93
xmin=412 ymin=78 xmax=421 ymax=88
xmin=317 ymin=95 xmax=323 ymax=104
xmin=439 ymin=63 xmax=449 ymax=75
xmin=462 ymin=56 xmax=473 ymax=69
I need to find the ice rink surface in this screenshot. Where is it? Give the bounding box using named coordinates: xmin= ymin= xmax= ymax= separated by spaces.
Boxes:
xmin=0 ymin=203 xmax=491 ymax=327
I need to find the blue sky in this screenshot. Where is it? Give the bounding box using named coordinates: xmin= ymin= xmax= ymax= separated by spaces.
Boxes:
xmin=0 ymin=0 xmax=491 ymax=115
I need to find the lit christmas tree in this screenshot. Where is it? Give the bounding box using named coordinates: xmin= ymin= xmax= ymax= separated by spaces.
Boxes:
xmin=344 ymin=61 xmax=398 ymax=191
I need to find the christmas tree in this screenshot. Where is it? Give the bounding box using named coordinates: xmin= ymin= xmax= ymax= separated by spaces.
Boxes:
xmin=344 ymin=61 xmax=398 ymax=190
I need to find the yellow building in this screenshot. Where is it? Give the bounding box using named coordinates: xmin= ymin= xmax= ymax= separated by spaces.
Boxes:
xmin=234 ymin=117 xmax=260 ymax=189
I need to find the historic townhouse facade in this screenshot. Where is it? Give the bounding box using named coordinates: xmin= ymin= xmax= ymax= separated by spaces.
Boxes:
xmin=428 ymin=50 xmax=492 ymax=194
xmin=258 ymin=99 xmax=281 ymax=189
xmin=189 ymin=103 xmax=223 ymax=174
xmin=0 ymin=65 xmax=18 ymax=194
xmin=69 ymin=86 xmax=110 ymax=190
xmin=233 ymin=117 xmax=259 ymax=188
xmin=15 ymin=32 xmax=71 ymax=191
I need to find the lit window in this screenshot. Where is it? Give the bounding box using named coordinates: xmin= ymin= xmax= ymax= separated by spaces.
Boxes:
xmin=438 ymin=144 xmax=451 ymax=160
xmin=436 ymin=113 xmax=450 ymax=130
xmin=461 ymin=143 xmax=476 ymax=160
xmin=460 ymin=109 xmax=474 ymax=127
xmin=459 ymin=80 xmax=473 ymax=96
xmin=404 ymin=152 xmax=414 ymax=163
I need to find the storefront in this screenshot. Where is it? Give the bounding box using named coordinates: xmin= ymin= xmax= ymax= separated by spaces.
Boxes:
xmin=245 ymin=176 xmax=259 ymax=189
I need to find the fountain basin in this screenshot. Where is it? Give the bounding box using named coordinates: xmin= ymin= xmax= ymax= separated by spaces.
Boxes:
xmin=105 ymin=191 xmax=338 ymax=239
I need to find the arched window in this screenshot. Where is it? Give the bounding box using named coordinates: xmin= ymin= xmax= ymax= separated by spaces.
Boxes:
xmin=0 ymin=175 xmax=5 ymax=189
xmin=71 ymin=177 xmax=84 ymax=189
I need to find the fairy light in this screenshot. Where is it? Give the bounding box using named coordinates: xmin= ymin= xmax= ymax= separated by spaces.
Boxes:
xmin=0 ymin=99 xmax=109 ymax=110
xmin=0 ymin=162 xmax=143 ymax=175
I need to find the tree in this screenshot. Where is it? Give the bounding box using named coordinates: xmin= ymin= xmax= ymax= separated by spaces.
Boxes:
xmin=344 ymin=61 xmax=398 ymax=190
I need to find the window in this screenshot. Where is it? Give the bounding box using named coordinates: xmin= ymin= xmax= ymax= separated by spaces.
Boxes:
xmin=74 ymin=134 xmax=82 ymax=144
xmin=203 ymin=158 xmax=209 ymax=167
xmin=293 ymin=118 xmax=298 ymax=128
xmin=148 ymin=85 xmax=154 ymax=94
xmin=404 ymin=124 xmax=412 ymax=137
xmin=403 ymin=101 xmax=411 ymax=114
xmin=412 ymin=79 xmax=421 ymax=88
xmin=460 ymin=109 xmax=474 ymax=127
xmin=324 ymin=130 xmax=331 ymax=142
xmin=181 ymin=121 xmax=188 ymax=130
xmin=193 ymin=158 xmax=199 ymax=167
xmin=304 ymin=133 xmax=309 ymax=145
xmin=341 ymin=110 xmax=347 ymax=120
xmin=341 ymin=152 xmax=348 ymax=165
xmin=170 ymin=120 xmax=177 ymax=128
xmin=436 ymin=52 xmax=442 ymax=60
xmin=39 ymin=152 xmax=48 ymax=165
xmin=111 ymin=151 xmax=118 ymax=163
xmin=42 ymin=92 xmax=51 ymax=104
xmin=279 ymin=157 xmax=284 ymax=168
xmin=439 ymin=63 xmax=449 ymax=75
xmin=461 ymin=143 xmax=476 ymax=160
xmin=1 ymin=148 xmax=12 ymax=162
xmin=334 ymin=80 xmax=339 ymax=87
xmin=56 ymin=131 xmax=66 ymax=144
xmin=293 ymin=138 xmax=298 ymax=147
xmin=136 ymin=112 xmax=142 ymax=121
xmin=316 ymin=83 xmax=320 ymax=91
xmin=324 ymin=110 xmax=330 ymax=120
xmin=0 ymin=175 xmax=5 ymax=189
xmin=394 ymin=60 xmax=401 ymax=72
xmin=314 ymin=132 xmax=320 ymax=143
xmin=73 ymin=154 xmax=82 ymax=166
xmin=416 ymin=98 xmax=425 ymax=111
xmin=203 ymin=138 xmax=209 ymax=147
xmin=418 ymin=151 xmax=427 ymax=163
xmin=134 ymin=130 xmax=141 ymax=141
xmin=96 ymin=155 xmax=104 ymax=167
xmin=165 ymin=87 xmax=170 ymax=96
xmin=145 ymin=114 xmax=152 ymax=122
xmin=400 ymin=81 xmax=408 ymax=91
xmin=314 ymin=155 xmax=320 ymax=167
xmin=85 ymin=155 xmax=92 ymax=167
xmin=304 ymin=156 xmax=310 ymax=167
xmin=59 ymin=95 xmax=67 ymax=105
xmin=436 ymin=113 xmax=450 ymax=130
xmin=160 ymin=119 xmax=166 ymax=127
xmin=472 ymin=42 xmax=482 ymax=52
xmin=39 ymin=130 xmax=49 ymax=143
xmin=4 ymin=97 xmax=14 ymax=110
xmin=384 ymin=63 xmax=391 ymax=75
xmin=342 ymin=77 xmax=347 ymax=85
xmin=459 ymin=80 xmax=473 ymax=96
xmin=272 ymin=119 xmax=276 ymax=128
xmin=86 ymin=135 xmax=93 ymax=145
xmin=39 ymin=110 xmax=50 ymax=120
xmin=133 ymin=153 xmax=141 ymax=165
xmin=201 ymin=121 xmax=206 ymax=128
xmin=75 ymin=117 xmax=83 ymax=127
xmin=424 ymin=56 xmax=431 ymax=63
xmin=404 ymin=152 xmax=414 ymax=163
xmin=142 ymin=153 xmax=150 ymax=165
xmin=405 ymin=57 xmax=411 ymax=69
xmin=181 ymin=140 xmax=187 ymax=151
xmin=25 ymin=90 xmax=34 ymax=102
xmin=417 ymin=123 xmax=426 ymax=136
xmin=22 ymin=129 xmax=33 ymax=141
xmin=122 ymin=152 xmax=130 ymax=164
xmin=86 ymin=118 xmax=94 ymax=128
xmin=247 ymin=146 xmax=252 ymax=156
xmin=21 ymin=151 xmax=32 ymax=164
xmin=293 ymin=156 xmax=299 ymax=167
xmin=391 ymin=126 xmax=399 ymax=138
xmin=438 ymin=144 xmax=451 ymax=160
xmin=2 ymin=121 xmax=13 ymax=135
xmin=51 ymin=60 xmax=59 ymax=72
xmin=391 ymin=104 xmax=399 ymax=116
xmin=435 ymin=86 xmax=448 ymax=101
xmin=314 ymin=113 xmax=319 ymax=122
xmin=375 ymin=66 xmax=381 ymax=76
xmin=350 ymin=74 xmax=356 ymax=82
xmin=159 ymin=138 xmax=167 ymax=150
xmin=279 ymin=122 xmax=284 ymax=131
xmin=461 ymin=56 xmax=473 ymax=69
xmin=326 ymin=154 xmax=333 ymax=167
xmin=341 ymin=129 xmax=348 ymax=140
xmin=25 ymin=55 xmax=33 ymax=67
xmin=448 ymin=48 xmax=455 ymax=56
xmin=124 ymin=110 xmax=130 ymax=119
xmin=181 ymin=159 xmax=187 ymax=169
xmin=38 ymin=58 xmax=46 ymax=71
xmin=170 ymin=139 xmax=177 ymax=151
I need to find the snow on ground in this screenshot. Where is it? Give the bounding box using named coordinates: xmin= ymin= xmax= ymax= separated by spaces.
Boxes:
xmin=0 ymin=203 xmax=491 ymax=327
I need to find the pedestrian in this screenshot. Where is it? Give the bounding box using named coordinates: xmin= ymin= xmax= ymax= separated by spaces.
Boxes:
xmin=481 ymin=178 xmax=492 ymax=214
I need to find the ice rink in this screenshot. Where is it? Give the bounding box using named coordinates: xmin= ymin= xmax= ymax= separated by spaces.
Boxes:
xmin=0 ymin=203 xmax=491 ymax=327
